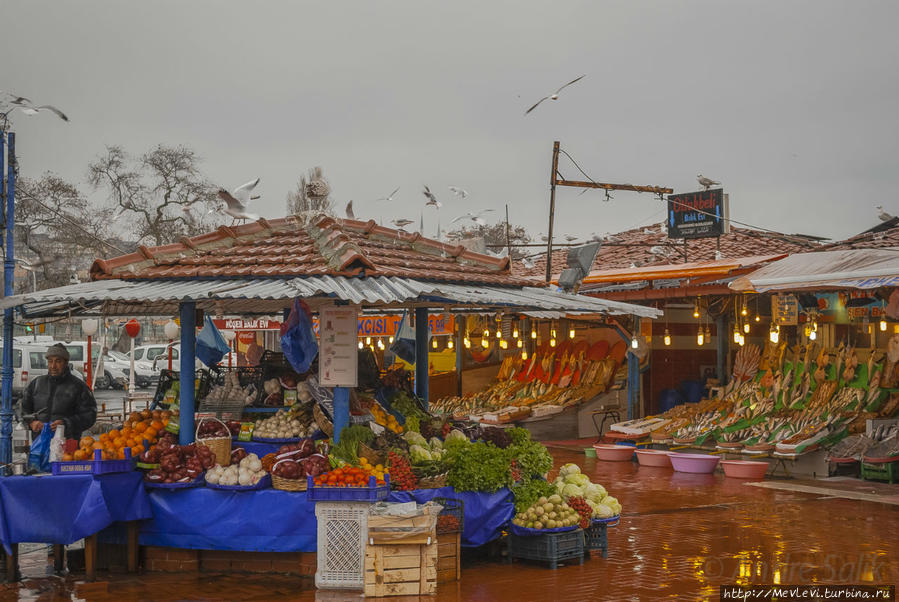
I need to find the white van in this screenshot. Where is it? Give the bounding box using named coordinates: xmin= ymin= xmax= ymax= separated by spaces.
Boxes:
xmin=0 ymin=342 xmax=84 ymax=399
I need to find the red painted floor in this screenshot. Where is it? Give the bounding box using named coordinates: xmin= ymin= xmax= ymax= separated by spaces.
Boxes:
xmin=3 ymin=448 xmax=898 ymax=601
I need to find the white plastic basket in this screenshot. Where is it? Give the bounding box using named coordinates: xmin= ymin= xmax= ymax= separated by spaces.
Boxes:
xmin=314 ymin=502 xmax=370 ymax=590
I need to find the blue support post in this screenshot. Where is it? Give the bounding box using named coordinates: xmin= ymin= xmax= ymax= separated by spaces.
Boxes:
xmin=178 ymin=302 xmax=196 ymax=445
xmin=414 ymin=307 xmax=428 ymax=410
xmin=332 ymin=387 xmax=349 ymax=443
xmin=627 ymin=352 xmax=639 ymax=421
xmin=0 ymin=133 xmax=13 ymax=464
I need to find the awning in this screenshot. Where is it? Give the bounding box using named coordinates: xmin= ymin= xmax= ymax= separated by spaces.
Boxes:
xmin=0 ymin=275 xmax=662 ymax=319
xmin=581 ymin=254 xmax=786 ymax=285
xmin=729 ymin=248 xmax=899 ymax=293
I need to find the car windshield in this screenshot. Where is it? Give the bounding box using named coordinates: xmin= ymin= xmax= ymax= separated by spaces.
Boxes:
xmin=133 ymin=349 xmax=143 ymax=360
xmin=145 ymin=347 xmax=167 ymax=360
xmin=29 ymin=352 xmax=48 ymax=369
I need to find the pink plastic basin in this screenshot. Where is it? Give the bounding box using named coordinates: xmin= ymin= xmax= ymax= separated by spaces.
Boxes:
xmin=635 ymin=449 xmax=672 ymax=468
xmin=593 ymin=444 xmax=635 ymax=462
xmin=720 ymin=460 xmax=768 ymax=479
xmin=669 ymin=453 xmax=720 ymax=474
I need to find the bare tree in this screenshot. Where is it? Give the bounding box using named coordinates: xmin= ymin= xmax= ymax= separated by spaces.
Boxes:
xmin=88 ymin=145 xmax=222 ymax=246
xmin=286 ymin=166 xmax=334 ymax=215
xmin=446 ymin=221 xmax=532 ymax=259
xmin=14 ymin=173 xmax=118 ymax=290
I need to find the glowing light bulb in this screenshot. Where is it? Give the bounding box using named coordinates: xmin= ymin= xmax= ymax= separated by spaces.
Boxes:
xmin=551 ymin=329 xmax=557 ymax=339
xmin=733 ymin=329 xmax=741 ymax=344
xmin=358 ymin=341 xmax=363 ymax=349
xmin=738 ymin=334 xmax=745 ymax=346
xmin=483 ymin=329 xmax=490 ymax=338
xmin=495 ymin=329 xmax=501 ymax=339
xmin=447 ymin=339 xmax=454 ymax=349
xmin=481 ymin=338 xmax=489 ymax=348
xmin=741 ymin=306 xmax=748 ymax=317
xmin=464 ymin=337 xmax=471 ymax=348
xmin=521 ymin=351 xmax=528 ymax=360
xmin=500 ymin=340 xmax=508 ymax=349
xmin=569 ymin=328 xmax=576 ymax=339
xmin=631 ymin=336 xmax=639 ymax=349
xmin=549 ymin=338 xmax=556 ymax=348
xmin=389 ymin=336 xmax=394 ymax=344
xmin=366 ymin=337 xmax=371 ymax=345
xmin=432 ymin=338 xmax=438 ymax=349
xmin=769 ymin=329 xmax=779 ymax=344
xmin=663 ymin=329 xmax=671 ymax=346
xmin=513 ymin=328 xmax=519 ymax=339
xmin=530 ymin=328 xmax=537 ymax=339
xmin=755 ymin=314 xmax=760 ymax=323
xmin=697 ymin=330 xmax=704 ymax=346
xmin=809 ymin=330 xmax=817 ymax=341
xmin=516 ymin=339 xmax=523 ymax=348
xmin=377 ymin=339 xmax=385 ymax=350
xmin=881 ymin=318 xmax=887 ymax=332
xmin=743 ymin=322 xmax=750 ymax=334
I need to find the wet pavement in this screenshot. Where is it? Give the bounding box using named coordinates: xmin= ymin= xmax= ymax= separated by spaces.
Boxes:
xmin=2 ymin=448 xmax=897 ymax=601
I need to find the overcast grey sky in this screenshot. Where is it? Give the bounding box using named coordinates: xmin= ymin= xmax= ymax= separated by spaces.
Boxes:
xmin=3 ymin=1 xmax=898 ymax=245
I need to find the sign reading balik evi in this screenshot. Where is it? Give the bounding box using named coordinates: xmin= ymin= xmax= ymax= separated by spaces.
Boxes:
xmin=318 ymin=305 xmax=359 ymax=387
xmin=667 ymin=189 xmax=729 ymax=239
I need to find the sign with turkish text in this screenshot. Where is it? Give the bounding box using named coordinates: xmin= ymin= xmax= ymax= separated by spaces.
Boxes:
xmin=311 ymin=314 xmax=455 ymax=337
xmin=212 ymin=318 xmax=281 ymax=331
xmin=772 ymin=294 xmax=799 ymax=326
xmin=667 ymin=189 xmax=728 ymax=239
xmin=318 ymin=305 xmax=359 ymax=387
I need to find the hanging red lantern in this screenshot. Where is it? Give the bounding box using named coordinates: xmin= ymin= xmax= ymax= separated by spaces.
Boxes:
xmin=125 ymin=319 xmax=141 ymax=338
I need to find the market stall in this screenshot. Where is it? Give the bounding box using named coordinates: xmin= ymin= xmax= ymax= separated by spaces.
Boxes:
xmin=0 ymin=215 xmax=656 ymax=584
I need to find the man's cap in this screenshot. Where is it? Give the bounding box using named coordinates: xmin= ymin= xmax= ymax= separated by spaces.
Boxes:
xmin=46 ymin=343 xmax=70 ymax=361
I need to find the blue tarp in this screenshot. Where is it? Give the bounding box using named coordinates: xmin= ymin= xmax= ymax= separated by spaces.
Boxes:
xmin=0 ymin=472 xmax=151 ymax=553
xmin=386 ymin=487 xmax=514 ymax=548
xmin=140 ymin=488 xmax=317 ymax=552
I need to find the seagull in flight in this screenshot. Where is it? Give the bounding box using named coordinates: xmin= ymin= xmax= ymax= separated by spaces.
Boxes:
xmin=877 ymin=205 xmax=895 ymax=222
xmin=525 ymin=75 xmax=586 ymax=115
xmin=448 ymin=186 xmax=469 ymax=199
xmin=564 ymin=235 xmax=578 ymax=242
xmin=345 ymin=200 xmax=355 ymax=219
xmin=376 ymin=187 xmax=400 ymax=202
xmin=216 ymin=177 xmax=261 ymax=223
xmin=392 ymin=218 xmax=414 ymax=230
xmin=451 ymin=209 xmax=494 ymax=226
xmin=697 ymin=174 xmax=721 ymax=190
xmin=423 ymin=185 xmax=442 ymax=208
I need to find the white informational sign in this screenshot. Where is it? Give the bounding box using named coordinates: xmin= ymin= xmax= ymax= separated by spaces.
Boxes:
xmin=319 ymin=305 xmax=359 ymax=387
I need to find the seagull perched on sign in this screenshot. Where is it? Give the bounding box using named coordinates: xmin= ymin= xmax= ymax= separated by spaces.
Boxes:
xmin=448 ymin=186 xmax=469 ymax=199
xmin=451 ymin=209 xmax=494 ymax=226
xmin=877 ymin=205 xmax=895 ymax=222
xmin=423 ymin=185 xmax=442 ymax=208
xmin=697 ymin=174 xmax=721 ymax=190
xmin=345 ymin=200 xmax=355 ymax=219
xmin=392 ymin=218 xmax=414 ymax=230
xmin=216 ymin=177 xmax=260 ymax=223
xmin=525 ymin=75 xmax=586 ymax=115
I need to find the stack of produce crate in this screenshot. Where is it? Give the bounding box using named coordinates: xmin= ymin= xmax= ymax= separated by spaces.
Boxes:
xmin=364 ymin=502 xmax=440 ymax=597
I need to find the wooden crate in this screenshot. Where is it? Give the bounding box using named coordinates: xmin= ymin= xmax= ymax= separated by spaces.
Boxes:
xmin=367 ymin=506 xmax=438 ymax=546
xmin=436 ymin=532 xmax=461 ymax=583
xmin=364 ymin=543 xmax=437 ymax=597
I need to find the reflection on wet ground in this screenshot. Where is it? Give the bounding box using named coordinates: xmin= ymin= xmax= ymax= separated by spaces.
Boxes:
xmin=2 ymin=448 xmax=897 ymax=601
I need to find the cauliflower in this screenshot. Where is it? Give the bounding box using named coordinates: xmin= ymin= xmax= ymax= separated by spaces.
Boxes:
xmin=558 ymin=463 xmax=581 ymax=478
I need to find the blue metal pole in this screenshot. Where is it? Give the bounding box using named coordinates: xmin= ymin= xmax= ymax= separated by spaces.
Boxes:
xmin=1 ymin=133 xmax=15 ymax=464
xmin=332 ymin=387 xmax=349 ymax=444
xmin=178 ymin=302 xmax=196 ymax=445
xmin=627 ymin=351 xmax=639 ymax=421
xmin=414 ymin=307 xmax=428 ymax=410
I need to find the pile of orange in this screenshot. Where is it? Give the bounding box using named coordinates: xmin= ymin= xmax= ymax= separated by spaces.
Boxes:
xmin=67 ymin=409 xmax=172 ymax=461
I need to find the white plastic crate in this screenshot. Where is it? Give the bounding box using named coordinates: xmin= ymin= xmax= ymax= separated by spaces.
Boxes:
xmin=315 ymin=502 xmax=370 ymax=590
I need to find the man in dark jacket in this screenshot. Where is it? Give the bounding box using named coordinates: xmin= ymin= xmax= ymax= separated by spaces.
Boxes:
xmin=20 ymin=343 xmax=97 ymax=440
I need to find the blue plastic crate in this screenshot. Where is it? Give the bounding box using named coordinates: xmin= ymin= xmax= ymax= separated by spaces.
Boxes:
xmin=584 ymin=522 xmax=609 ymax=558
xmin=51 ymin=448 xmax=135 ymax=476
xmin=306 ymin=474 xmax=390 ymax=502
xmin=507 ymin=528 xmax=585 ymax=569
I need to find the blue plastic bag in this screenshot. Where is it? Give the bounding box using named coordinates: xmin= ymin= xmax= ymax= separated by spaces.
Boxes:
xmin=28 ymin=423 xmax=52 ymax=472
xmin=389 ymin=311 xmax=416 ymax=365
xmin=196 ymin=315 xmax=230 ymax=367
xmin=280 ymin=299 xmax=318 ymax=374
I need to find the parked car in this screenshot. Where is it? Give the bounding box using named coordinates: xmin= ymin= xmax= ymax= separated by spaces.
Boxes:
xmin=150 ymin=343 xmax=233 ymax=372
xmin=93 ymin=350 xmax=129 ymax=390
xmin=0 ymin=342 xmax=85 ymax=399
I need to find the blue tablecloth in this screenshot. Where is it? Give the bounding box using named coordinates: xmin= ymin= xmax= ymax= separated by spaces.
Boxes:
xmin=140 ymin=488 xmax=317 ymax=552
xmin=0 ymin=472 xmax=151 ymax=554
xmin=386 ymin=487 xmax=514 ymax=548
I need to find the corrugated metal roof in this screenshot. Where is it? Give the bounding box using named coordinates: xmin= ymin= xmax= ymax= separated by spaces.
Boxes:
xmin=730 ymin=248 xmax=899 ymax=292
xmin=1 ymin=276 xmax=661 ymax=318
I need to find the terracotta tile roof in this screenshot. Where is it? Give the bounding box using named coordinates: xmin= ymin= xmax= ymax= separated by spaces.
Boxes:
xmin=819 ymin=223 xmax=899 ymax=251
xmin=90 ymin=216 xmax=538 ymax=287
xmin=513 ymin=225 xmax=821 ymax=280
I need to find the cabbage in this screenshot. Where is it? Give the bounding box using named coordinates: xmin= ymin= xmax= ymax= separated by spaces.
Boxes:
xmin=561 ymin=483 xmax=584 ymax=498
xmin=602 ymin=495 xmax=621 ymax=515
xmin=593 ymin=504 xmax=615 ymax=519
xmin=404 ymin=431 xmax=428 ymax=448
xmin=409 ymin=445 xmax=433 ymax=463
xmin=558 ymin=463 xmax=581 ymax=478
xmin=445 ymin=429 xmax=468 ymax=445
xmin=583 ymin=483 xmax=607 ymax=502
xmin=563 ymin=473 xmax=590 ymax=488
xmin=429 ymin=437 xmax=444 ymax=451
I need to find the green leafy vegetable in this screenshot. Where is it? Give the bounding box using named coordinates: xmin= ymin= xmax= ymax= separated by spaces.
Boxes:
xmin=511 ymin=478 xmax=556 ymax=513
xmin=446 ymin=441 xmax=511 ymax=493
xmin=332 ymin=425 xmax=375 ymax=464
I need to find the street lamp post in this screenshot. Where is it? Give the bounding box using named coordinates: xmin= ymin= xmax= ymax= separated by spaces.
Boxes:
xmin=125 ymin=319 xmax=141 ymax=393
xmin=164 ymin=320 xmax=179 ymax=372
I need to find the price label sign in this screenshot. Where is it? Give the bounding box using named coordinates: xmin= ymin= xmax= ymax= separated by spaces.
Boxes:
xmin=319 ymin=305 xmax=359 ymax=387
xmin=772 ymin=294 xmax=799 ymax=326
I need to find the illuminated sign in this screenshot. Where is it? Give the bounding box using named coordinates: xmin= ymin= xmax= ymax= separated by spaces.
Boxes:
xmin=667 ymin=189 xmax=728 ymax=239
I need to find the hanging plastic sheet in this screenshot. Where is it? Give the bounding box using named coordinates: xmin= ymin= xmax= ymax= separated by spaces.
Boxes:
xmin=27 ymin=423 xmax=52 ymax=472
xmin=389 ymin=311 xmax=416 ymax=365
xmin=140 ymin=488 xmax=317 ymax=552
xmin=196 ymin=315 xmax=230 ymax=367
xmin=0 ymin=472 xmax=151 ymax=554
xmin=387 ymin=486 xmax=514 ymax=547
xmin=280 ymin=299 xmax=318 ymax=375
